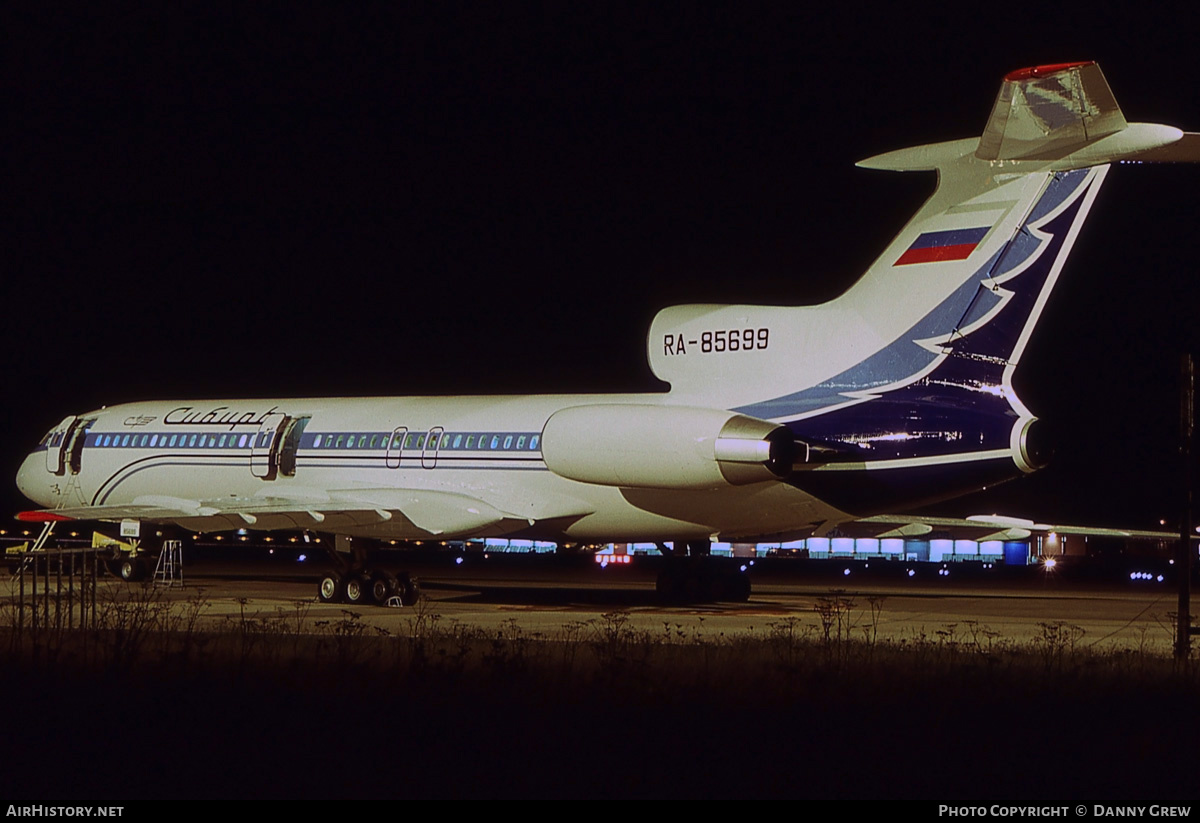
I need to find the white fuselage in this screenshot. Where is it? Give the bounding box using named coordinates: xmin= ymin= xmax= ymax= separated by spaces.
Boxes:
xmin=17 ymin=394 xmax=849 ymax=543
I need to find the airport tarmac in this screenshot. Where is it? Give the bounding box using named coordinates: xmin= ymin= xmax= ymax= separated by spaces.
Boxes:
xmin=5 ymin=550 xmax=1186 ymax=652
xmin=5 ymin=549 xmax=1199 ymax=801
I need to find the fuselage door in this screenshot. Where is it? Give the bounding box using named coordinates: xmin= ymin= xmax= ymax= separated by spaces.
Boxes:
xmin=385 ymin=426 xmax=407 ymax=469
xmin=45 ymin=415 xmax=78 ymax=476
xmin=422 ymin=426 xmax=444 ymax=469
xmin=65 ymin=419 xmax=94 ymax=475
xmin=251 ymin=413 xmax=288 ymax=479
xmin=278 ymin=416 xmax=310 ymax=477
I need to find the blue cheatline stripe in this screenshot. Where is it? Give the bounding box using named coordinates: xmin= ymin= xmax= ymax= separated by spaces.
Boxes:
xmin=908 ymin=226 xmax=990 ymax=249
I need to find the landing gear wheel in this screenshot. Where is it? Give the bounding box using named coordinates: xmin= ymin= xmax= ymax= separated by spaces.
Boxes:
xmin=728 ymin=572 xmax=751 ymax=603
xmin=397 ymin=575 xmax=420 ymax=606
xmin=341 ymin=574 xmax=365 ymax=604
xmin=703 ymin=570 xmax=726 ymax=603
xmin=369 ymin=571 xmax=396 ymax=604
xmin=317 ymin=574 xmax=341 ymax=603
xmin=117 ymin=556 xmax=145 ymax=582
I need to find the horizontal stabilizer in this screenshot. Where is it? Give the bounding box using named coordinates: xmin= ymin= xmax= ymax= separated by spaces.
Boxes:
xmin=1125 ymin=132 xmax=1200 ymax=162
xmin=977 ymin=62 xmax=1126 ymax=161
xmin=853 ymin=514 xmax=1192 ymax=542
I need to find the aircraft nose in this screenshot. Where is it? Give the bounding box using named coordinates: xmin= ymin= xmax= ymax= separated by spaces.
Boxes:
xmin=16 ymin=453 xmax=47 ymax=505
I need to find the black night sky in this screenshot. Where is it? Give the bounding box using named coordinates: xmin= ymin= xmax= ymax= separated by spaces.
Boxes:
xmin=5 ymin=5 xmax=1200 ymax=530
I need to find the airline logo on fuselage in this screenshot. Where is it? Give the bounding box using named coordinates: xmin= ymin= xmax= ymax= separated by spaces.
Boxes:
xmin=163 ymin=405 xmax=281 ymax=430
xmin=894 ymin=227 xmax=990 ymax=266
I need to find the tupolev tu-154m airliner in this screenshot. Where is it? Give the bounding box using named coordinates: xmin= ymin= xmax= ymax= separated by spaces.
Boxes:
xmin=15 ymin=62 xmax=1200 ymax=603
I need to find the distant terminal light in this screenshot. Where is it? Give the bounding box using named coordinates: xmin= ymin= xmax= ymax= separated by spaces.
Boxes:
xmin=596 ymin=554 xmax=632 ymax=566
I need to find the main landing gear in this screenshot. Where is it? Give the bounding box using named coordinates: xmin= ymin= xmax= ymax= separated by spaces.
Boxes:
xmin=316 ymin=569 xmax=419 ymax=606
xmin=315 ymin=535 xmax=420 ymax=606
xmin=654 ymin=541 xmax=752 ymax=604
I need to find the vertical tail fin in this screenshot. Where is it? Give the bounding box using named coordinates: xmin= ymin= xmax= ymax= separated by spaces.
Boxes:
xmin=651 ymin=62 xmax=1199 ymax=512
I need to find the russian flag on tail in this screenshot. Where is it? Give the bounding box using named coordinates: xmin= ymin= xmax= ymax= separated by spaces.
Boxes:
xmin=894 ymin=227 xmax=989 ymax=266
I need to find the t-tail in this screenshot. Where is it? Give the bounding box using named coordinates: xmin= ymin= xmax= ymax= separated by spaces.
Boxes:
xmin=648 ymin=61 xmax=1200 ymax=513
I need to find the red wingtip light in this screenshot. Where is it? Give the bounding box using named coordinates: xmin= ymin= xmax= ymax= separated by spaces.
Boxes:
xmin=16 ymin=511 xmax=74 ymax=522
xmin=1004 ymin=61 xmax=1093 ymax=82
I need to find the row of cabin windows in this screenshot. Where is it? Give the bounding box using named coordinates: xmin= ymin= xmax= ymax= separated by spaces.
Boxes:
xmin=89 ymin=432 xmax=268 ymax=449
xmin=308 ymin=432 xmax=541 ymax=451
xmin=84 ymin=431 xmax=542 ymax=452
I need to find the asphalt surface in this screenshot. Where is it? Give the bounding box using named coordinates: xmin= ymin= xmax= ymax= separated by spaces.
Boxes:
xmin=7 ymin=547 xmax=1185 ymax=652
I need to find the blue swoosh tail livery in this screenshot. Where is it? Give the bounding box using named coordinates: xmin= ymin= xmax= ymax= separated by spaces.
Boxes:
xmin=16 ymin=63 xmax=1200 ymax=601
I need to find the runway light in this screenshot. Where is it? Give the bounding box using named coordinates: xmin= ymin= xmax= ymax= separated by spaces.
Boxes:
xmin=739 ymin=564 xmax=748 ymax=572
xmin=907 ymin=569 xmax=915 ymax=577
xmin=1157 ymin=575 xmax=1164 ymax=582
xmin=297 ymin=554 xmax=306 ymax=562
xmin=843 ymin=568 xmax=851 ymax=576
xmin=455 ymin=557 xmax=464 ymax=565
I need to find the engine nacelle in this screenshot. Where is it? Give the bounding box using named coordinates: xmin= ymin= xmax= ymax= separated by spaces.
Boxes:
xmin=541 ymin=404 xmax=795 ymax=489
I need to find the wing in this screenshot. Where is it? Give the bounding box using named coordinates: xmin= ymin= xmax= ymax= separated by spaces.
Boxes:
xmin=841 ymin=513 xmax=1185 ymax=542
xmin=17 ymin=487 xmax=595 ymax=539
